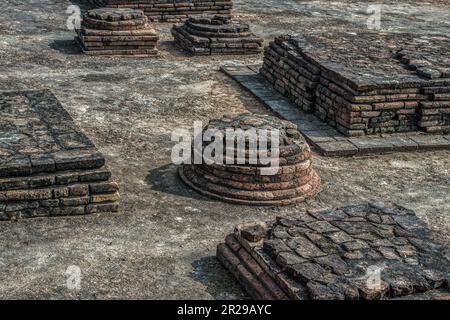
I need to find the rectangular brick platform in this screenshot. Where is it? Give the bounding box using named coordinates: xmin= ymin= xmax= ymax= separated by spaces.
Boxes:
xmin=0 ymin=90 xmax=119 ymax=220
xmin=75 ymin=8 xmax=160 ymax=57
xmin=260 ymin=33 xmax=450 ymax=136
xmin=221 ymin=65 xmax=450 ymax=156
xmin=217 ymin=202 xmax=450 ymax=300
xmin=86 ymin=0 xmax=233 ymax=22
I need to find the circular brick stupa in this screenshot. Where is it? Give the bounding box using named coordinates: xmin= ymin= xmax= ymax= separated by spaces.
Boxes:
xmin=76 ymin=8 xmax=159 ymax=57
xmin=171 ymin=15 xmax=264 ymax=55
xmin=179 ymin=114 xmax=321 ymax=205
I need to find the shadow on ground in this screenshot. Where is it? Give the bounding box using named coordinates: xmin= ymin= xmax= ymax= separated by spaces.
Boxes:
xmin=145 ymin=163 xmax=207 ymax=201
xmin=189 ymin=256 xmax=249 ymax=300
xmin=49 ymin=39 xmax=81 ymax=55
xmin=158 ymin=40 xmax=193 ymax=59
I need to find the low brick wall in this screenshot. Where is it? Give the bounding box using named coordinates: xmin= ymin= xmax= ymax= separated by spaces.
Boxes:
xmin=86 ymin=0 xmax=233 ymax=22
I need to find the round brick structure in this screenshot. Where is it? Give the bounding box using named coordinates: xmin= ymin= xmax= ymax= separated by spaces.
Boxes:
xmin=75 ymin=8 xmax=159 ymax=56
xmin=179 ymin=114 xmax=321 ymax=205
xmin=171 ymin=15 xmax=264 ymax=55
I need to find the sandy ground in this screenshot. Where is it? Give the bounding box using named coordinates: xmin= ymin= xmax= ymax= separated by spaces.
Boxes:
xmin=0 ymin=0 xmax=448 ymax=299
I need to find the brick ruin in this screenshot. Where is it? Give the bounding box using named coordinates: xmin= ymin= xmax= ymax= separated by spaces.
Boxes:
xmin=261 ymin=33 xmax=450 ymax=136
xmin=76 ymin=8 xmax=159 ymax=56
xmin=86 ymin=0 xmax=233 ymax=22
xmin=0 ymin=90 xmax=120 ymax=220
xmin=217 ymin=202 xmax=450 ymax=300
xmin=178 ymin=114 xmax=320 ymax=205
xmin=171 ymin=15 xmax=263 ymax=55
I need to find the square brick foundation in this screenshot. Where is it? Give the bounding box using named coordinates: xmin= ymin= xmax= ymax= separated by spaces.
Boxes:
xmin=0 ymin=90 xmax=119 ymax=220
xmin=261 ymin=33 xmax=450 ymax=136
xmin=221 ymin=65 xmax=450 ymax=156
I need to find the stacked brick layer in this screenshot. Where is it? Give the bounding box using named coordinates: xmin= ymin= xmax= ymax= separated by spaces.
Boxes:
xmin=217 ymin=202 xmax=450 ymax=300
xmin=179 ymin=114 xmax=320 ymax=205
xmin=0 ymin=90 xmax=120 ymax=220
xmin=76 ymin=8 xmax=159 ymax=56
xmin=171 ymin=15 xmax=263 ymax=55
xmin=396 ymin=48 xmax=450 ymax=133
xmin=86 ymin=0 xmax=233 ymax=22
xmin=261 ymin=33 xmax=450 ymax=136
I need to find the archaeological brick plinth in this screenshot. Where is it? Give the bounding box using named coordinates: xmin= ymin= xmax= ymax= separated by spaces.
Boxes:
xmin=75 ymin=8 xmax=159 ymax=57
xmin=171 ymin=15 xmax=263 ymax=55
xmin=217 ymin=202 xmax=450 ymax=300
xmin=85 ymin=0 xmax=233 ymax=22
xmin=0 ymin=90 xmax=120 ymax=220
xmin=178 ymin=114 xmax=321 ymax=205
xmin=261 ymin=33 xmax=450 ymax=136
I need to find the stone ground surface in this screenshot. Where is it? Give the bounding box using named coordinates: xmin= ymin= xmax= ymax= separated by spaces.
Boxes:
xmin=0 ymin=0 xmax=449 ymax=299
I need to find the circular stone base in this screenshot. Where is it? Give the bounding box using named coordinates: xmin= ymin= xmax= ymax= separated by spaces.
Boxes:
xmin=179 ymin=165 xmax=321 ymax=206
